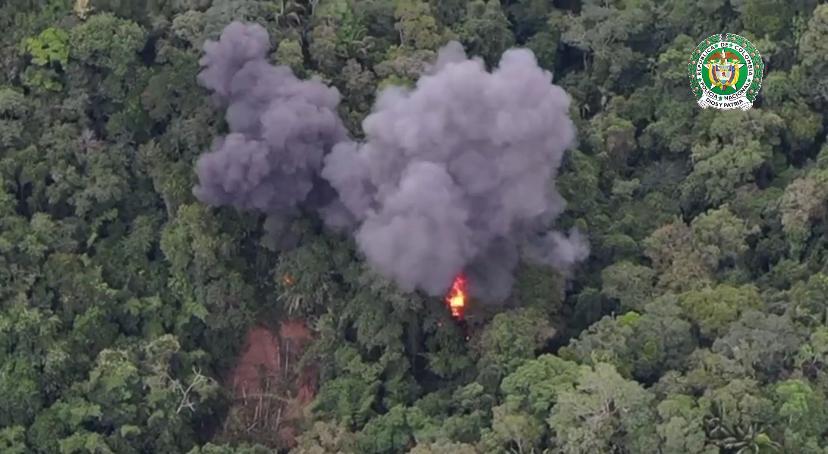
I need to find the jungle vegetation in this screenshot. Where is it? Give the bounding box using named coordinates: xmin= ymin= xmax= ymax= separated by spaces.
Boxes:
xmin=1 ymin=0 xmax=828 ymax=453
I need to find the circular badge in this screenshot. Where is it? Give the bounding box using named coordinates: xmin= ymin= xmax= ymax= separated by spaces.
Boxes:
xmin=688 ymin=33 xmax=763 ymax=111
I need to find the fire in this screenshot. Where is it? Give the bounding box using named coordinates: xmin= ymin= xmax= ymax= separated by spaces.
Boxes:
xmin=445 ymin=274 xmax=468 ymax=319
xmin=282 ymin=274 xmax=295 ymax=286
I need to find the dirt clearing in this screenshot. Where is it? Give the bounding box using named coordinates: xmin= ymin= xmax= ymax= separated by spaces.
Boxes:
xmin=220 ymin=320 xmax=316 ymax=449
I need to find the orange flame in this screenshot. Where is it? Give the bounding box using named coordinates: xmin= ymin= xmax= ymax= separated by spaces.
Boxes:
xmin=445 ymin=274 xmax=467 ymax=319
xmin=282 ymin=274 xmax=295 ymax=286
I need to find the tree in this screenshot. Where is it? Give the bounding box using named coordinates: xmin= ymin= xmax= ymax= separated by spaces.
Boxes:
xmin=773 ymin=379 xmax=827 ymax=450
xmin=67 ymin=13 xmax=147 ymax=125
xmin=644 ymin=220 xmax=712 ymax=292
xmin=548 ymin=362 xmax=658 ymax=453
xmin=638 ymin=34 xmax=699 ymax=156
xmin=0 ymin=87 xmax=28 ymax=148
xmin=311 ymin=330 xmax=389 ymax=428
xmin=275 ymin=38 xmax=305 ymax=75
xmin=734 ymin=0 xmax=795 ymax=39
xmin=681 ymin=109 xmax=784 ymax=210
xmin=21 ymin=27 xmax=70 ymax=92
xmin=787 ymin=273 xmax=828 ymax=325
xmin=600 ymin=261 xmax=656 ymax=311
xmin=159 ymin=203 xmax=256 ymax=369
xmin=655 ymin=394 xmax=716 ymax=454
xmin=678 ymin=284 xmax=763 ymax=340
xmin=779 ymin=168 xmax=828 ymax=255
xmin=506 ymin=0 xmax=558 ymax=42
xmin=700 ymin=380 xmax=781 ymax=453
xmin=458 ymin=1 xmax=514 ymax=66
xmin=586 ymin=113 xmax=637 ymax=169
xmin=797 ymin=4 xmax=828 ymax=103
xmin=690 ymin=206 xmax=754 ymax=270
xmin=355 ymin=405 xmax=413 ymax=453
xmin=480 ymin=403 xmax=545 ymax=454
xmin=291 ymin=421 xmax=358 ymax=454
xmin=711 ymin=311 xmax=804 ymax=382
xmin=560 ymin=306 xmax=696 ymax=382
xmin=393 ymin=0 xmax=447 ymax=51
xmin=474 ymin=308 xmax=556 ymax=390
xmin=512 ymin=262 xmax=566 ymax=315
xmin=500 ymin=354 xmax=581 ymax=418
xmin=0 ymin=426 xmax=27 ymax=454
xmin=558 ymin=0 xmax=652 ymax=92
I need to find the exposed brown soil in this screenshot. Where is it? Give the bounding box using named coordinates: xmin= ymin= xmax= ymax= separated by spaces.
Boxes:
xmin=221 ymin=320 xmax=316 ymax=449
xmin=229 ymin=326 xmax=281 ymax=399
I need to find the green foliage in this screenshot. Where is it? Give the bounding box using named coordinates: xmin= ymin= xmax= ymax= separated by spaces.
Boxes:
xmin=20 ymin=26 xmax=71 ymax=92
xmin=500 ymin=354 xmax=580 ymax=417
xmin=393 ymin=0 xmax=448 ymax=51
xmin=474 ymin=308 xmax=556 ymax=389
xmin=601 ymin=261 xmax=656 ymax=311
xmin=775 ymin=379 xmax=825 ymax=431
xmin=681 ymin=109 xmax=784 ymax=209
xmin=736 ymin=0 xmax=795 ymax=39
xmin=655 ymin=394 xmax=714 ymax=454
xmin=561 ymin=304 xmax=697 ymax=382
xmin=548 ymin=362 xmax=658 ymax=453
xmin=678 ymin=284 xmax=763 ymax=340
xmin=512 ymin=262 xmax=565 ymax=314
xmin=275 ymin=38 xmax=304 ymax=74
xmin=798 ymin=5 xmax=828 ymax=102
xmin=480 ymin=402 xmax=545 ymax=454
xmin=312 ymin=368 xmax=381 ymax=428
xmin=355 ymin=405 xmax=413 ymax=453
xmin=23 ymin=27 xmax=70 ymax=67
xmin=0 ymin=425 xmax=26 ymax=454
xmin=779 ymin=167 xmax=828 ymax=255
xmin=712 ymin=310 xmax=804 ymax=381
xmin=458 ymin=0 xmax=514 ymax=66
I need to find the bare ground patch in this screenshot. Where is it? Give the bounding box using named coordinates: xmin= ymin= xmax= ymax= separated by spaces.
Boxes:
xmin=218 ymin=320 xmax=316 ymax=449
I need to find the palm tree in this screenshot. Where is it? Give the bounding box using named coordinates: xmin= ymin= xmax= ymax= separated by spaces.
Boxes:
xmin=704 ymin=402 xmax=783 ymax=454
xmin=274 ymin=0 xmax=305 ymax=28
xmin=274 ymin=0 xmax=323 ymax=28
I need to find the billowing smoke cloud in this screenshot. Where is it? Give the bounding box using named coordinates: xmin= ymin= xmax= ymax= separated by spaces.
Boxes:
xmin=193 ymin=22 xmax=347 ymax=217
xmin=322 ymin=42 xmax=586 ymax=301
xmin=194 ymin=22 xmax=588 ymax=303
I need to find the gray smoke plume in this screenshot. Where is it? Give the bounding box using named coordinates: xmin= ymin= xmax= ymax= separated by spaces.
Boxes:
xmin=194 ymin=22 xmax=588 ymax=303
xmin=193 ymin=22 xmax=347 ymax=218
xmin=321 ymin=41 xmax=587 ymax=302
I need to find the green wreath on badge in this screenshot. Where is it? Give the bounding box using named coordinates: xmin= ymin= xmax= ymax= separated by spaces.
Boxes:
xmin=688 ymin=33 xmax=764 ymax=111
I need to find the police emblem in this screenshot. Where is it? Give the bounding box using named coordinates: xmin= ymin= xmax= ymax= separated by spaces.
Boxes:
xmin=688 ymin=33 xmax=763 ymax=111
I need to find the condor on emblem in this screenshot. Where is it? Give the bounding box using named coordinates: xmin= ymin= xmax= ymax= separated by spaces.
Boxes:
xmin=688 ymin=33 xmax=764 ymax=111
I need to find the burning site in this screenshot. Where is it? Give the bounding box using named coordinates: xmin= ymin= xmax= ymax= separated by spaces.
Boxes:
xmin=189 ymin=22 xmax=586 ymax=448
xmin=194 ymin=22 xmax=588 ymax=311
xmin=446 ymin=273 xmax=468 ymax=320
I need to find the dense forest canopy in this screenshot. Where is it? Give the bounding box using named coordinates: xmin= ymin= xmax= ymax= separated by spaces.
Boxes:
xmin=1 ymin=0 xmax=827 ymax=453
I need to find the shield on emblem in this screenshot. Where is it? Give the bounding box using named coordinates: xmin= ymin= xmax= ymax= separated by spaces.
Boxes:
xmin=712 ymin=64 xmax=736 ymax=87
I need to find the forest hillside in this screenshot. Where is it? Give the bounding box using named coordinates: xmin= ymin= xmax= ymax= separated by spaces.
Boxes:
xmin=1 ymin=0 xmax=827 ymax=453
